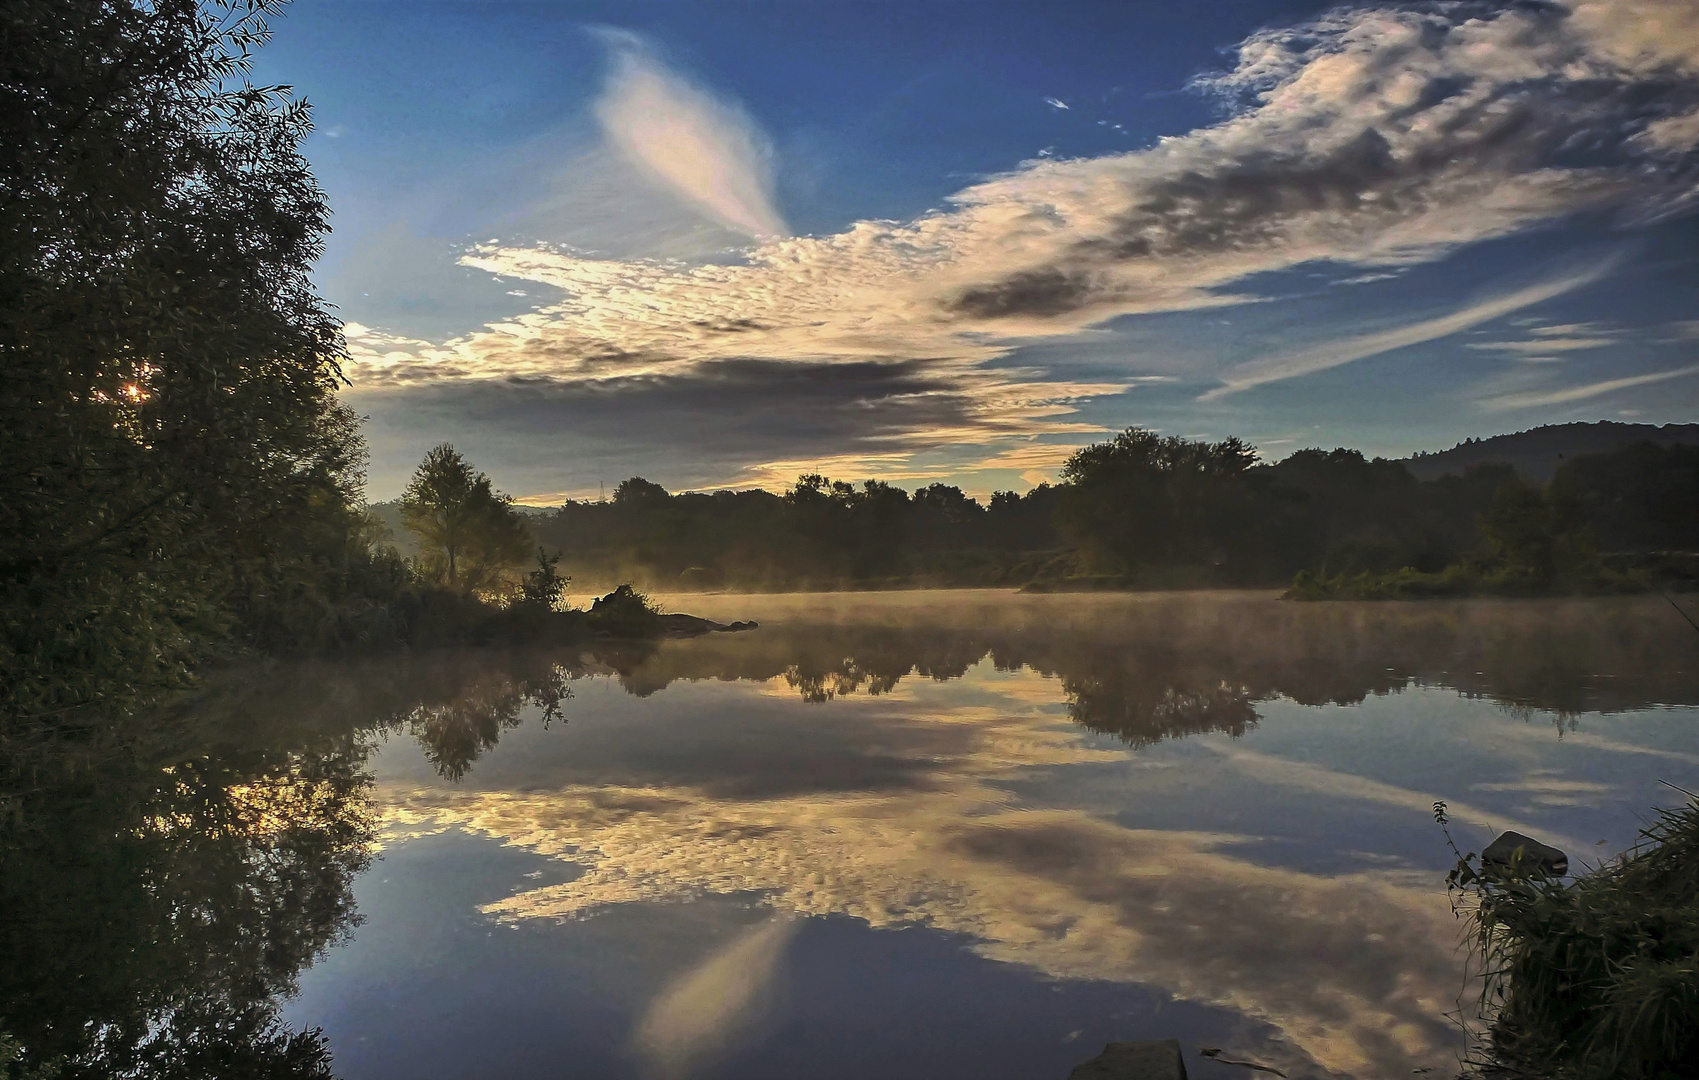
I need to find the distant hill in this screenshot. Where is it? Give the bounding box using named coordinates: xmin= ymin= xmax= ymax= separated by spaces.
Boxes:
xmin=1402 ymin=422 xmax=1699 ymax=483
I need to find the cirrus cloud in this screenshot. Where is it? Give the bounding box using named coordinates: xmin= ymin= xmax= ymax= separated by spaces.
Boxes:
xmin=591 ymin=30 xmax=787 ymax=240
xmin=347 ymin=0 xmax=1699 ymax=493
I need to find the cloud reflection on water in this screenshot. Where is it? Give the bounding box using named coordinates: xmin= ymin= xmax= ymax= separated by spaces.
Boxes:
xmin=632 ymin=916 xmax=799 ymax=1079
xmin=376 ymin=662 xmax=1464 ymax=1078
xmin=260 ymin=592 xmax=1695 ymax=1078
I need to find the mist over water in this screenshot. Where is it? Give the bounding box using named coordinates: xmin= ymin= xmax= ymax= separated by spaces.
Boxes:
xmin=8 ymin=593 xmax=1696 ymax=1079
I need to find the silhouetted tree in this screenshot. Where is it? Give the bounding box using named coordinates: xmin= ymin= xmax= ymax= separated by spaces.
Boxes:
xmin=1479 ymin=479 xmax=1593 ymax=585
xmin=1552 ymin=443 xmax=1699 ymax=553
xmin=1057 ymin=428 xmax=1259 ymax=572
xmin=0 ymin=0 xmax=373 ymax=727
xmin=400 ymin=445 xmax=530 ymax=592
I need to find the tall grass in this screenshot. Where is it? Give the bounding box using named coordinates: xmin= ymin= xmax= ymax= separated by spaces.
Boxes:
xmin=1444 ymin=799 xmax=1699 ymax=1078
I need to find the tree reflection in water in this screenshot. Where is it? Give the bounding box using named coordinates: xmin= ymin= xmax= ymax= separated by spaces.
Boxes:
xmin=0 ymin=651 xmax=577 ymax=1078
xmin=0 ymin=715 xmax=372 ymax=1077
xmin=3 ymin=596 xmax=1695 ymax=1076
xmin=600 ymin=594 xmax=1699 ymax=745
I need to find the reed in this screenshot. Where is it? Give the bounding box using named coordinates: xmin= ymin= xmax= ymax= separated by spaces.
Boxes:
xmin=1443 ymin=798 xmax=1699 ymax=1078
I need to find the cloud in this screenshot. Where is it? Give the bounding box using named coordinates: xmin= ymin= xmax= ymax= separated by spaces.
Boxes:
xmin=632 ymin=917 xmax=799 ymax=1079
xmin=1528 ymin=323 xmax=1615 ymax=339
xmin=1334 ymin=271 xmax=1400 ymax=285
xmin=349 ymin=359 xmax=1125 ymax=498
xmin=347 ymin=0 xmax=1699 ymax=487
xmin=377 ymin=662 xmax=1468 ymax=1078
xmin=1463 ymin=321 xmax=1621 ymax=360
xmin=1195 ymin=739 xmax=1591 ymax=853
xmin=1043 ymin=97 xmax=1070 ymax=110
xmin=1471 ymin=771 xmax=1614 ymax=809
xmin=1479 ymin=362 xmax=1699 ymax=411
xmin=1468 ymin=338 xmax=1616 ymax=356
xmin=1199 ymin=266 xmax=1612 ymax=400
xmin=591 ymin=30 xmax=788 ymax=239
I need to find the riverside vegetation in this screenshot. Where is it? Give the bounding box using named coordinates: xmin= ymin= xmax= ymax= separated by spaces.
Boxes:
xmin=6 ymin=0 xmax=1693 ymax=741
xmin=1441 ymin=795 xmax=1699 ymax=1080
xmin=1436 ymin=608 xmax=1699 ymax=1080
xmin=432 ymin=430 xmax=1693 ymax=597
xmin=4 ymin=5 xmax=1696 ymax=1078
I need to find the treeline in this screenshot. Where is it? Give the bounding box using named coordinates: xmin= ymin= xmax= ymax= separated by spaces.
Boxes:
xmin=512 ymin=475 xmax=1065 ymax=591
xmin=509 ymin=432 xmax=1696 ymax=593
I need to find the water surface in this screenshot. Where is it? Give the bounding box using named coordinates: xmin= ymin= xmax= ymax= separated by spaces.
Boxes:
xmin=8 ymin=592 xmax=1698 ymax=1079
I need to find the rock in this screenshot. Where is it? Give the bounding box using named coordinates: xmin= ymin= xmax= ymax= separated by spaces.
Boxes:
xmin=1066 ymin=1039 xmax=1188 ymax=1080
xmin=653 ymin=613 xmax=759 ymax=637
xmin=1481 ymin=831 xmax=1568 ymax=876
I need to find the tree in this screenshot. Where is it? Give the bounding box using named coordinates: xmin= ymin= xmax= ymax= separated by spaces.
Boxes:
xmin=399 ymin=445 xmax=530 ymax=592
xmin=1 ymin=0 xmax=365 ymax=729
xmin=613 ymin=477 xmax=669 ymax=504
xmin=1479 ymin=478 xmax=1593 ymax=584
xmin=1057 ymin=428 xmax=1258 ymax=571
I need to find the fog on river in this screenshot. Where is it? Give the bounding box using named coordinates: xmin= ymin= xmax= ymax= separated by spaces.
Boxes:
xmin=9 ymin=592 xmax=1698 ymax=1080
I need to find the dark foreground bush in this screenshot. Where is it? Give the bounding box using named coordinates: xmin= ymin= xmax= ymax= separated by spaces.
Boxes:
xmin=1454 ymin=798 xmax=1699 ymax=1079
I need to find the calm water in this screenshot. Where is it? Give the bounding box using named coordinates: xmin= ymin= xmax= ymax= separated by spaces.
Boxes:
xmin=8 ymin=592 xmax=1699 ymax=1079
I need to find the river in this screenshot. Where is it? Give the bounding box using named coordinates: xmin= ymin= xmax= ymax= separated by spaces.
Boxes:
xmin=6 ymin=592 xmax=1697 ymax=1079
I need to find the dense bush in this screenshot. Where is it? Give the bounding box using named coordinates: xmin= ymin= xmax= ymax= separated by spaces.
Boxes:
xmin=1453 ymin=800 xmax=1699 ymax=1079
xmin=0 ymin=0 xmax=378 ymax=730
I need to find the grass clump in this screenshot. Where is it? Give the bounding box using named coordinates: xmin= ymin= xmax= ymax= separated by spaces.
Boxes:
xmin=585 ymin=584 xmax=662 ymax=636
xmin=1446 ymin=798 xmax=1699 ymax=1079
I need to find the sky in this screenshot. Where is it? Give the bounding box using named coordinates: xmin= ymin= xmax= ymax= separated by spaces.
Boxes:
xmin=252 ymin=0 xmax=1699 ymax=503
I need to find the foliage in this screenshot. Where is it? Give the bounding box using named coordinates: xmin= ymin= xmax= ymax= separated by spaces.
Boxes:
xmin=0 ymin=696 xmax=373 ymax=1079
xmin=1287 ymin=470 xmax=1653 ymax=599
xmin=1478 ymin=478 xmax=1596 ymax=586
xmin=517 ymin=548 xmax=570 ymax=612
xmin=0 ymin=0 xmax=381 ymax=730
xmin=0 ymin=1030 xmax=61 ymax=1080
xmin=398 ymin=444 xmax=531 ymax=593
xmin=1551 ymin=443 xmax=1699 ymax=554
xmin=1057 ymin=428 xmax=1260 ymax=573
xmin=529 ymin=433 xmax=1692 ymax=595
xmin=531 ymin=476 xmax=1064 ymax=591
xmin=586 ymin=584 xmax=662 ymax=636
xmin=1441 ymin=799 xmax=1699 ymax=1079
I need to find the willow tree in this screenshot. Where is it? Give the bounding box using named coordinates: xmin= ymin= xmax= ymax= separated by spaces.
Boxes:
xmin=0 ymin=1 xmax=365 ymax=731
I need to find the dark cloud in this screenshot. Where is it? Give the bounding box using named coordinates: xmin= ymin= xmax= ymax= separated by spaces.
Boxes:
xmin=946 ymin=3 xmax=1699 ymax=320
xmin=952 ymin=268 xmax=1102 ymax=320
xmin=352 ymin=358 xmax=1035 ymax=498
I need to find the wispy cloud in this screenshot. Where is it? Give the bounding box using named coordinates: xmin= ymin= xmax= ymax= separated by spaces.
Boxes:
xmin=1467 ymin=337 xmax=1617 ymax=357
xmin=1480 ymin=363 xmax=1699 ymax=411
xmin=632 ymin=917 xmax=798 ymax=1080
xmin=1043 ymin=96 xmax=1070 ymax=110
xmin=1199 ymin=267 xmax=1613 ymax=401
xmin=1528 ymin=323 xmax=1614 ymax=339
xmin=348 ymin=0 xmax=1699 ymax=489
xmin=592 ymin=29 xmax=787 ymax=239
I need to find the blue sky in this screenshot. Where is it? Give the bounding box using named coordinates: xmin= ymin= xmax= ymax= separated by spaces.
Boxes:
xmin=254 ymin=0 xmax=1699 ymax=501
